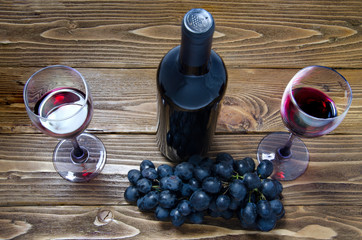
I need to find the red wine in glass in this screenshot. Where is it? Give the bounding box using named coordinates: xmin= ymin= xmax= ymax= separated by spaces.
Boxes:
xmin=257 ymin=66 xmax=352 ymax=181
xmin=34 ymin=87 xmax=93 ymax=139
xmin=281 ymin=87 xmax=338 ymax=138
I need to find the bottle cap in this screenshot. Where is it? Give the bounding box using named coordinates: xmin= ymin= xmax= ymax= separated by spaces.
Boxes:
xmin=183 ymin=8 xmax=214 ymax=35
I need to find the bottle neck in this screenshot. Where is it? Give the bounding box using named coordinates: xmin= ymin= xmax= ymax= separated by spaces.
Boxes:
xmin=179 ymin=34 xmax=212 ymax=76
xmin=179 ymin=8 xmax=214 ymax=76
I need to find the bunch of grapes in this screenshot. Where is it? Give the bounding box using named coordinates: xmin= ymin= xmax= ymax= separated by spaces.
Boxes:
xmin=124 ymin=153 xmax=285 ymax=231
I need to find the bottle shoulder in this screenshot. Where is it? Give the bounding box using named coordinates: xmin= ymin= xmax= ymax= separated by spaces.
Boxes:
xmin=157 ymin=46 xmax=227 ymax=110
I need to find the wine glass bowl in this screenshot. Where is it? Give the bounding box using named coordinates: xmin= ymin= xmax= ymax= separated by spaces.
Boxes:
xmin=24 ymin=66 xmax=92 ymax=139
xmin=281 ymin=66 xmax=352 ymax=138
xmin=257 ymin=66 xmax=352 ymax=181
xmin=24 ymin=65 xmax=106 ymax=182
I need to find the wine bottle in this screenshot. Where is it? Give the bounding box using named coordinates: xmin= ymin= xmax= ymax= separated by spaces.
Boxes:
xmin=156 ymin=8 xmax=227 ymax=162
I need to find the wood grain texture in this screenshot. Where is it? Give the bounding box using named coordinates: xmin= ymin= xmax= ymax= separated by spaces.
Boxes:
xmin=0 ymin=206 xmax=361 ymax=240
xmin=0 ymin=134 xmax=361 ymax=206
xmin=1 ymin=1 xmax=362 ymax=239
xmin=1 ymin=67 xmax=361 ymax=134
xmin=0 ymin=0 xmax=361 ymax=68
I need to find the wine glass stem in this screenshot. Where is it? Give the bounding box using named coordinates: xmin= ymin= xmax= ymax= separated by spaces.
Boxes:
xmin=277 ymin=133 xmax=295 ymax=159
xmin=71 ymin=137 xmax=87 ymax=163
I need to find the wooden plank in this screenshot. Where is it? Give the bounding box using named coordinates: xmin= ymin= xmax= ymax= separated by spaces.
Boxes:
xmin=0 ymin=1 xmax=361 ymax=68
xmin=0 ymin=205 xmax=361 ymax=240
xmin=0 ymin=1 xmax=361 ymax=240
xmin=1 ymin=67 xmax=361 ymax=134
xmin=0 ymin=134 xmax=361 ymax=206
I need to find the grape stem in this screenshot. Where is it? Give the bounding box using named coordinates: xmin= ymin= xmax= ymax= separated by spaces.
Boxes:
xmin=232 ymin=173 xmax=243 ymax=180
xmin=259 ymin=193 xmax=266 ymax=201
xmin=248 ymin=189 xmax=260 ymax=203
xmin=152 ymin=185 xmax=161 ymax=191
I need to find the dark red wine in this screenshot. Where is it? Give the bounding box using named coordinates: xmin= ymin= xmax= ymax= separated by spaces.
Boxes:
xmin=33 ymin=87 xmax=93 ymax=138
xmin=293 ymin=87 xmax=337 ymax=119
xmin=281 ymin=87 xmax=338 ymax=137
xmin=156 ymin=9 xmax=227 ymax=162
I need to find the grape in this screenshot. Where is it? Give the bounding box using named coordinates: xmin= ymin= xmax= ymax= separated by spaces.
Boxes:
xmin=190 ymin=190 xmax=211 ymax=211
xmin=257 ymin=160 xmax=274 ymax=179
xmin=142 ymin=167 xmax=158 ymax=180
xmin=216 ymin=152 xmax=234 ymax=165
xmin=234 ymin=157 xmax=255 ymax=175
xmin=194 ymin=165 xmax=211 ymax=182
xmin=229 ymin=179 xmax=247 ymax=201
xmin=216 ymin=195 xmax=231 ymax=211
xmin=272 ymin=179 xmax=283 ymax=197
xmin=174 ymin=162 xmax=194 ymax=181
xmin=177 ymin=200 xmax=192 ymax=216
xmin=127 ymin=169 xmax=141 ymax=185
xmin=202 ymin=177 xmax=222 ymax=194
xmin=140 ymin=159 xmax=155 ymax=172
xmin=208 ymin=198 xmax=218 ymax=212
xmin=125 ymin=153 xmax=284 ymax=231
xmin=124 ymin=186 xmax=139 ymax=203
xmin=221 ymin=209 xmax=234 ymax=220
xmin=270 ymin=199 xmax=284 ymax=216
xmin=243 ymin=172 xmax=261 ymax=190
xmin=157 ymin=164 xmax=173 ymax=178
xmin=189 ymin=211 xmax=204 ymax=224
xmin=213 ymin=161 xmax=233 ymax=180
xmin=241 ymin=202 xmax=257 ymax=225
xmin=260 ymin=179 xmax=278 ymax=200
xmin=243 ymin=157 xmax=256 ymax=171
xmin=136 ymin=178 xmax=152 ymax=194
xmin=159 ymin=190 xmax=177 ymax=209
xmin=229 ymin=197 xmax=241 ymax=210
xmin=181 ymin=183 xmax=193 ymax=197
xmin=160 ymin=176 xmax=182 ymax=192
xmin=257 ymin=215 xmax=277 ymax=232
xmin=199 ymin=157 xmax=214 ymax=170
xmin=188 ymin=178 xmax=200 ymax=192
xmin=142 ymin=191 xmax=159 ymax=210
xmin=257 ymin=199 xmax=272 ymax=219
xmin=155 ymin=206 xmax=170 ymax=221
xmin=170 ymin=209 xmax=185 ymax=227
xmin=276 ymin=208 xmax=285 ymax=220
xmin=239 ymin=210 xmax=257 ymax=230
xmin=137 ymin=196 xmax=146 ymax=211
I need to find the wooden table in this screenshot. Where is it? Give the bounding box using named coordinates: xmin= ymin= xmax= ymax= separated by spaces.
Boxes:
xmin=1 ymin=1 xmax=361 ymax=239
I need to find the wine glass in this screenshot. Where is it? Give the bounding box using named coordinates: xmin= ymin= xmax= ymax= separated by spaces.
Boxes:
xmin=23 ymin=65 xmax=106 ymax=182
xmin=257 ymin=66 xmax=352 ymax=181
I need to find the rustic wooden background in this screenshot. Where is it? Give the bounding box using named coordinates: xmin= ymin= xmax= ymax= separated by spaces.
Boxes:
xmin=0 ymin=0 xmax=361 ymax=239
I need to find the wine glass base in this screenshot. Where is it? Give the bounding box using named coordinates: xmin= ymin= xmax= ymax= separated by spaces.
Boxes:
xmin=53 ymin=133 xmax=106 ymax=183
xmin=257 ymin=132 xmax=309 ymax=181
